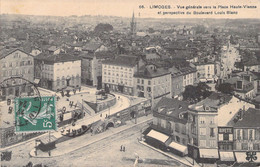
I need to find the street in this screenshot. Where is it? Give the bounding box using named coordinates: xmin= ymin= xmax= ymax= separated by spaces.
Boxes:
xmin=1 ymin=118 xmax=188 ymax=167
xmin=220 ymin=42 xmax=240 ymax=79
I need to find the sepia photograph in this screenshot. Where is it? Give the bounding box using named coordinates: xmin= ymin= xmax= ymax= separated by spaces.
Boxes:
xmin=0 ymin=0 xmax=260 ymax=166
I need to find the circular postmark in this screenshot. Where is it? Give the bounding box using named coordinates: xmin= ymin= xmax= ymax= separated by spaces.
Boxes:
xmin=0 ymin=76 xmax=42 ymax=127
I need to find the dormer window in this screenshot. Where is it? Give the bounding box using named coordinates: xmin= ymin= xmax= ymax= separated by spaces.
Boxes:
xmin=158 ymin=107 xmax=166 ymax=113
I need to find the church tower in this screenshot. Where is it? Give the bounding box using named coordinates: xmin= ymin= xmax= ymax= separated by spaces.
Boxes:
xmin=130 ymin=11 xmax=137 ymax=36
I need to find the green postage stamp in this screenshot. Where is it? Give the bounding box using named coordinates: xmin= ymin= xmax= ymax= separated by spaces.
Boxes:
xmin=14 ymin=96 xmax=57 ymax=132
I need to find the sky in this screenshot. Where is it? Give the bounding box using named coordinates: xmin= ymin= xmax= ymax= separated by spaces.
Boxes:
xmin=1 ymin=0 xmax=260 ymax=18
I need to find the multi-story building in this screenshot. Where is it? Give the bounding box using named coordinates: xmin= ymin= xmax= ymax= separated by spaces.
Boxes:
xmin=233 ymin=108 xmax=260 ymax=163
xmin=169 ymin=66 xmax=183 ymax=99
xmin=34 ymin=53 xmax=81 ymax=91
xmin=180 ymin=66 xmax=197 ymax=91
xmin=150 ymin=97 xmax=190 ymax=156
xmin=188 ymin=100 xmax=219 ymax=163
xmin=194 ymin=62 xmax=216 ymax=83
xmin=102 ymin=55 xmax=145 ymax=95
xmin=169 ymin=64 xmax=197 ymax=99
xmin=217 ymin=94 xmax=254 ymax=163
xmin=134 ymin=64 xmax=172 ymax=107
xmin=187 ymin=92 xmax=255 ymax=163
xmin=81 ymin=51 xmax=113 ymax=87
xmin=0 ymin=48 xmax=34 ymax=100
xmin=225 ymin=71 xmax=259 ymax=99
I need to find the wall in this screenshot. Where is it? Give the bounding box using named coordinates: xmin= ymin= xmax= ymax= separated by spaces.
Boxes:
xmin=171 ymin=75 xmax=183 ymax=98
xmin=53 ymin=60 xmax=81 ymax=91
xmin=0 ymin=50 xmax=34 ymax=100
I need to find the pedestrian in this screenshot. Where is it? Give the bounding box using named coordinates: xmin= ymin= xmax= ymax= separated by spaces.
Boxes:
xmin=100 ymin=113 xmax=102 ymax=117
xmin=123 ymin=146 xmax=125 ymax=152
xmin=120 ymin=145 xmax=123 ymax=151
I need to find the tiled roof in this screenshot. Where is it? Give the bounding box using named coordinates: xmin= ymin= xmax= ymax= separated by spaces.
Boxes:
xmin=188 ymin=92 xmax=232 ymax=112
xmin=234 ymin=108 xmax=260 ymax=127
xmin=95 ymin=51 xmax=114 ymax=59
xmin=153 ymin=97 xmax=189 ymax=124
xmin=0 ymin=48 xmax=32 ymax=59
xmin=35 ymin=53 xmax=81 ymax=64
xmin=102 ymin=54 xmax=138 ymax=67
xmin=134 ymin=65 xmax=171 ymax=79
xmin=79 ymin=51 xmax=114 ymax=60
xmin=83 ymin=43 xmax=102 ymax=51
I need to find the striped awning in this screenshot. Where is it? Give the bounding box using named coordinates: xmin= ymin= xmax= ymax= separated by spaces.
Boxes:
xmin=200 ymin=149 xmax=219 ymax=159
xmin=146 ymin=129 xmax=169 ymax=143
xmin=235 ymin=152 xmax=260 ymax=163
xmin=168 ymin=141 xmax=188 ymax=154
xmin=219 ymin=151 xmax=235 ymax=161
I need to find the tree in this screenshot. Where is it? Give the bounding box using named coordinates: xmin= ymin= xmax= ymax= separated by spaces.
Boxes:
xmin=183 ymin=83 xmax=212 ymax=102
xmin=94 ymin=23 xmax=113 ymax=34
xmin=197 ymin=82 xmax=211 ymax=99
xmin=216 ymin=83 xmax=234 ymax=94
xmin=183 ymin=85 xmax=197 ymax=101
xmin=148 ymin=28 xmax=155 ymax=33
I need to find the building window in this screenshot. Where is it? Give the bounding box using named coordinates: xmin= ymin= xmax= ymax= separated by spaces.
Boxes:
xmin=175 ymin=123 xmax=179 ymax=133
xmin=182 ymin=138 xmax=186 ymax=145
xmin=209 ymin=140 xmax=215 ymax=148
xmin=210 ymin=128 xmax=215 ymax=137
xmin=137 ymin=79 xmax=140 ymax=84
xmin=210 ymin=117 xmax=215 ymax=124
xmin=237 ymin=129 xmax=241 ymax=140
xmin=200 ymin=140 xmax=206 ymax=147
xmin=242 ymin=143 xmax=248 ymax=150
xmin=182 ymin=126 xmax=186 ymax=135
xmin=57 ymin=77 xmax=60 ymax=86
xmin=2 ymin=63 xmax=6 ymax=68
xmin=158 ymin=118 xmax=161 ymax=126
xmin=176 ymin=136 xmax=180 ymax=143
xmin=166 ymin=121 xmax=171 ymax=131
xmin=200 ymin=128 xmax=206 ymax=136
xmin=229 ymin=134 xmax=233 ymax=141
xmin=242 ymin=129 xmax=248 ymax=140
xmin=223 ymin=134 xmax=229 ymax=141
xmin=249 ymin=129 xmax=254 ymax=140
xmin=200 ymin=117 xmax=205 ymax=124
xmin=253 ymin=143 xmax=259 ymax=150
xmin=191 ymin=125 xmax=197 ymax=135
xmin=219 ymin=134 xmax=223 ymax=141
xmin=148 ymin=80 xmax=151 ymax=85
xmin=141 ymin=80 xmax=144 ymax=84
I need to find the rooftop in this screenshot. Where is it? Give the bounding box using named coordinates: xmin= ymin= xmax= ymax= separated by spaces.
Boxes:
xmin=154 ymin=97 xmax=189 ymax=124
xmin=234 ymin=108 xmax=260 ymax=128
xmin=0 ymin=48 xmax=32 ymax=60
xmin=188 ymin=92 xmax=232 ymax=113
xmin=35 ymin=53 xmax=81 ymax=64
xmin=134 ymin=65 xmax=171 ymax=79
xmin=102 ymin=54 xmax=138 ymax=67
xmin=82 ymin=43 xmax=102 ymax=52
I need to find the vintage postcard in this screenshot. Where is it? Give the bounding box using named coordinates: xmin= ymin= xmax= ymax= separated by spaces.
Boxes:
xmin=0 ymin=0 xmax=260 ymax=166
